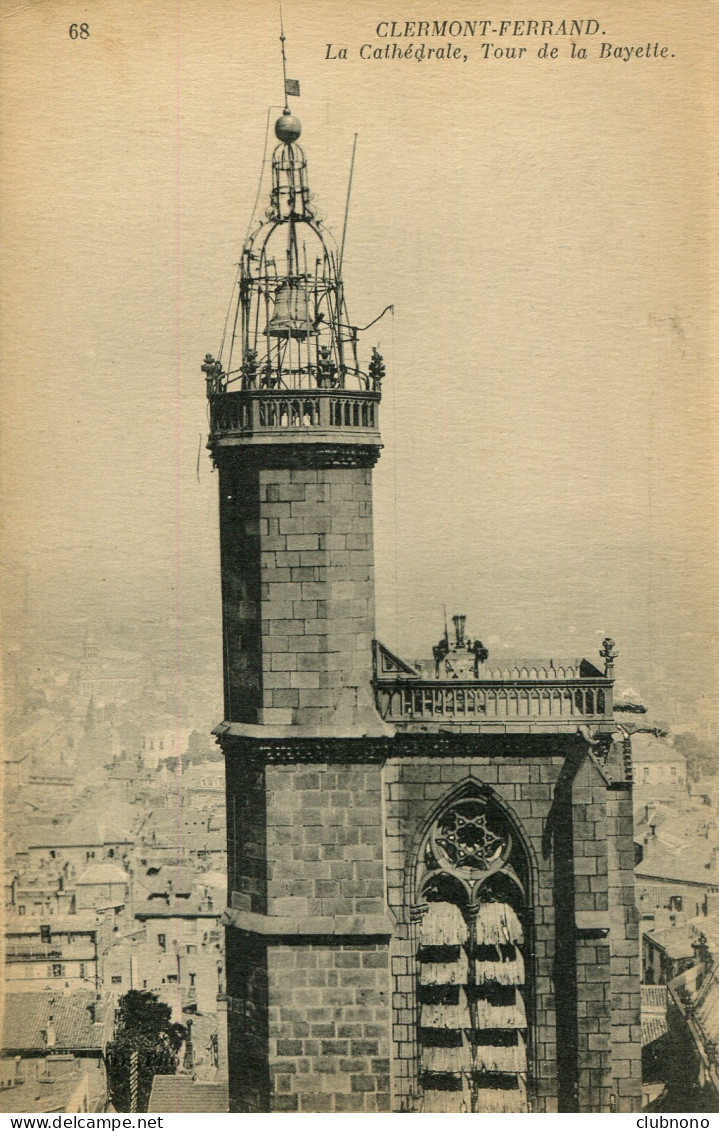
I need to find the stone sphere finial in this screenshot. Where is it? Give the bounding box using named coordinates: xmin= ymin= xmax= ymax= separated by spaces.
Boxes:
xmin=275 ymin=109 xmax=301 ymax=143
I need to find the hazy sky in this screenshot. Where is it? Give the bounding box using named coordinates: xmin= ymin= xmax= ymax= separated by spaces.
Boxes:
xmin=1 ymin=0 xmax=717 ymax=712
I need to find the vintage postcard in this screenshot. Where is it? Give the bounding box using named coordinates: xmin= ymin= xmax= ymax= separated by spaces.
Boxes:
xmin=1 ymin=0 xmax=717 ymax=1116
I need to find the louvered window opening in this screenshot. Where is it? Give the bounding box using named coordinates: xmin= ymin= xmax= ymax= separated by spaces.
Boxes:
xmin=415 ymin=797 xmax=529 ymax=1113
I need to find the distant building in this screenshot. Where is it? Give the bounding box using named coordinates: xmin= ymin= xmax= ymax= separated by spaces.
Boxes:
xmin=4 ymin=915 xmax=106 ymax=994
xmin=75 ymin=863 xmax=131 ymax=929
xmin=133 ymin=891 xmax=222 ymax=1014
xmin=635 ymin=838 xmax=719 ymax=928
xmin=4 ymin=716 xmax=77 ymax=793
xmin=9 ymin=867 xmax=76 ymax=919
xmin=76 ymin=651 xmax=142 ymax=710
xmin=26 ymin=815 xmax=134 ymax=875
xmin=0 ymin=1055 xmax=108 ymax=1114
xmin=179 ymin=761 xmax=224 ymax=802
xmin=0 ymin=992 xmax=112 ymax=1112
xmin=140 ymin=721 xmax=192 ymax=770
xmin=643 ymin=926 xmax=696 ymax=984
xmin=632 ymin=733 xmax=687 ymax=795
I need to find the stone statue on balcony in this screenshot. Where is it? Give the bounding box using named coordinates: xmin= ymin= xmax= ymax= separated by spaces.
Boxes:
xmin=369 ymin=347 xmax=385 ymax=392
xmin=241 ymin=348 xmax=259 ymax=389
xmin=201 ymin=352 xmax=223 ymax=394
xmin=316 ymin=345 xmax=338 ymax=389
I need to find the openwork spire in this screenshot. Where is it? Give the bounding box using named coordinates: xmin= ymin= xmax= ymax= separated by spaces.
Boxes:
xmin=207 ymin=110 xmax=383 ymax=397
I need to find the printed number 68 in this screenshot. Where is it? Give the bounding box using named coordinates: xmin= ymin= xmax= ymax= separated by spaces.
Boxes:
xmin=69 ymin=23 xmax=90 ymax=39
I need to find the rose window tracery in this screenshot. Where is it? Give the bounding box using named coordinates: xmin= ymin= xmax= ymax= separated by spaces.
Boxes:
xmin=434 ymin=799 xmax=507 ymax=872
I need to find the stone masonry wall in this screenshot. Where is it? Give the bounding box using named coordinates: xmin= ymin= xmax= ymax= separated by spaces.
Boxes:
xmin=570 ymin=758 xmax=613 ymax=1112
xmin=224 ymin=738 xmax=642 ymax=1113
xmin=259 ymin=467 xmax=375 ymax=728
xmin=382 ymin=742 xmax=567 ymax=1113
xmin=218 ymin=462 xmax=375 ymax=727
xmin=263 ymin=761 xmax=386 ymax=922
xmin=226 ymin=753 xmax=267 ymax=914
xmin=226 ymin=927 xmax=270 ymax=1112
xmin=225 ymin=753 xmax=393 ymax=1112
xmin=218 ymin=461 xmax=263 ymax=723
xmin=606 ymin=786 xmax=643 ymax=1111
xmin=266 ymin=941 xmax=391 ymax=1112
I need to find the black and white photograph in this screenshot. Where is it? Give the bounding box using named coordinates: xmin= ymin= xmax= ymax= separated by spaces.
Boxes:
xmin=1 ymin=0 xmax=717 ymax=1117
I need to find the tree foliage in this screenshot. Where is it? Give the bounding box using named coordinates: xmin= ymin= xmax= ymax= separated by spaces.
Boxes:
xmin=106 ymin=990 xmax=187 ymax=1112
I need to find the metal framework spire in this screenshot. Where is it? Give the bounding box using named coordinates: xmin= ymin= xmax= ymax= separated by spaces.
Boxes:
xmin=279 ymin=0 xmax=289 ymax=112
xmin=202 ymin=13 xmax=390 ymax=400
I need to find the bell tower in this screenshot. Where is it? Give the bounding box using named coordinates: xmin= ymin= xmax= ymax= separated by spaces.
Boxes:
xmin=206 ymin=100 xmax=396 ymax=1114
xmin=206 ymin=106 xmax=387 ymax=734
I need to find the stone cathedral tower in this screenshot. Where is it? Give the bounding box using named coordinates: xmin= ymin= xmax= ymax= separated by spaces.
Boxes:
xmin=204 ymin=102 xmax=643 ymax=1114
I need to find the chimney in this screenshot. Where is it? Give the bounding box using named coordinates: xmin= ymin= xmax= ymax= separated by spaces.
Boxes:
xmin=215 ymin=993 xmax=228 ymax=1081
xmin=183 ymin=1018 xmax=194 ymax=1071
xmin=45 ymin=1017 xmax=56 ymax=1048
xmin=451 ymin=614 xmax=467 ymax=648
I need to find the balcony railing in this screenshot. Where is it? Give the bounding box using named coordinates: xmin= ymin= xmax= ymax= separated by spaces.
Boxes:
xmin=374 ymin=678 xmax=613 ymax=730
xmin=5 ymin=947 xmax=63 ymax=961
xmin=371 ymin=641 xmax=613 ymax=730
xmin=5 ymin=944 xmax=96 ymax=960
xmin=209 ymin=388 xmax=380 ymax=438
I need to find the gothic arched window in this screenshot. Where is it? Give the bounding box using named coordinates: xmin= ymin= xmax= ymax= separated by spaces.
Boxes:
xmin=414 ymin=792 xmax=530 ymax=1113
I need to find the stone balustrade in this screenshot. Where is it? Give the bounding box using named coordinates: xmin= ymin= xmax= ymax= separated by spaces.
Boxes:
xmin=374 ymin=678 xmax=613 ymax=731
xmin=209 ymin=388 xmax=380 ymax=440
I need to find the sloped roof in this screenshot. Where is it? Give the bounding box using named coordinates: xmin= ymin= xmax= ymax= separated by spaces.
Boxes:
xmin=0 ymin=1058 xmax=107 ymax=1115
xmin=142 ymin=865 xmax=196 ymax=896
xmin=644 ymin=925 xmax=695 ymax=959
xmin=636 ymin=845 xmax=718 ymax=886
xmin=77 ymin=862 xmax=130 ymax=886
xmin=642 ymin=985 xmax=668 ymax=1011
xmin=4 ymin=913 xmax=99 ymax=936
xmin=197 ymin=871 xmax=227 ymax=891
xmin=695 ymin=963 xmax=719 ymax=1050
xmin=26 ymin=824 xmax=65 ymax=848
xmin=194 ymin=830 xmax=224 ymax=852
xmin=14 ymin=717 xmax=66 ymax=751
xmin=4 ymin=749 xmax=32 ymax=766
xmin=180 ymin=762 xmax=224 ymax=787
xmin=1 ymin=992 xmax=111 ymax=1053
xmin=635 ymin=799 xmax=716 ymax=840
xmin=642 ymin=1015 xmax=669 ymax=1046
xmin=148 ymin=1076 xmax=228 ymax=1113
xmin=27 ymin=811 xmax=135 ymax=849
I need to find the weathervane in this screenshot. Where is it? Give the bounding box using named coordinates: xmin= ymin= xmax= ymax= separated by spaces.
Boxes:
xmin=279 ymin=0 xmax=300 ymax=110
